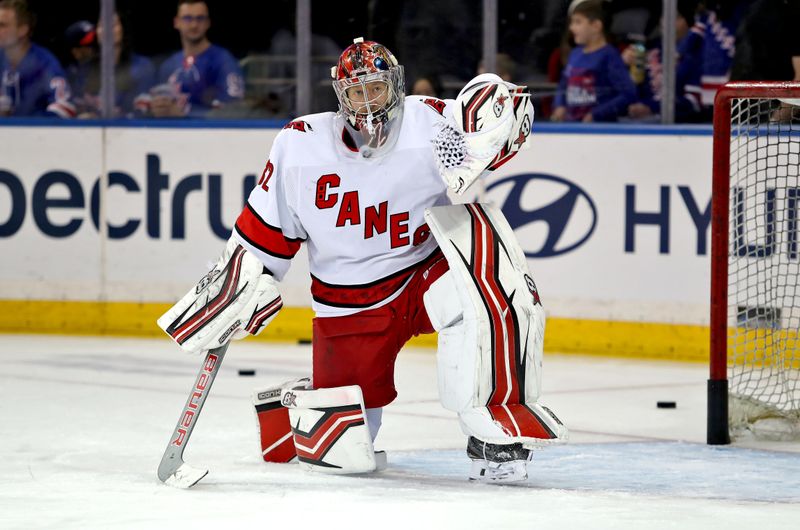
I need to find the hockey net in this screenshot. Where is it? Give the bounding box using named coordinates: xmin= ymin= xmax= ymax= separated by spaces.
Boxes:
xmin=709 ymin=82 xmax=800 ymax=443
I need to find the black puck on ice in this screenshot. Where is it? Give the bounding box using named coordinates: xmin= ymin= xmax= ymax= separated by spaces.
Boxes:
xmin=297 ymin=338 xmax=312 ymax=345
xmin=238 ymin=369 xmax=256 ymax=376
xmin=657 ymin=401 xmax=676 ymax=409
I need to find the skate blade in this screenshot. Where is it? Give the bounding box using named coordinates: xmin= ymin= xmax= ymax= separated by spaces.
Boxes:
xmin=468 ymin=460 xmax=528 ymax=484
xmin=163 ymin=463 xmax=209 ymax=489
xmin=374 ymin=451 xmax=387 ymax=472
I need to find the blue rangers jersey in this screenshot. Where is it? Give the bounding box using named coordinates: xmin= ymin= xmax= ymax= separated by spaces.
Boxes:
xmin=157 ymin=44 xmax=243 ymax=117
xmin=554 ymin=44 xmax=636 ymax=122
xmin=693 ymin=6 xmax=747 ymax=106
xmin=69 ymin=54 xmax=156 ymax=118
xmin=0 ymin=43 xmax=74 ymax=118
xmin=635 ymin=32 xmax=704 ymax=122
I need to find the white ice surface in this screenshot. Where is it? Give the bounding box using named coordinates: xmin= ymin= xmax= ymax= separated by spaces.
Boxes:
xmin=1 ymin=335 xmax=799 ymax=529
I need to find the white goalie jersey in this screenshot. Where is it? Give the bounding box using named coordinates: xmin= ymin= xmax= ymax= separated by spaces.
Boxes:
xmin=232 ymin=96 xmax=458 ymax=317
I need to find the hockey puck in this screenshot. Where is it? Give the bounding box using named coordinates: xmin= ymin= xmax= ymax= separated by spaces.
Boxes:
xmin=657 ymin=401 xmax=676 ymax=409
xmin=238 ymin=369 xmax=256 ymax=376
xmin=297 ymin=339 xmax=312 ymax=345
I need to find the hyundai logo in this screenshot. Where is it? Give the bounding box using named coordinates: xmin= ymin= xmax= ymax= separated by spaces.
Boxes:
xmin=485 ymin=173 xmax=597 ymax=258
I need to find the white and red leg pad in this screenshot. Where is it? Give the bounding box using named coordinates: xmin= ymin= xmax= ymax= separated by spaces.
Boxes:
xmin=459 ymin=403 xmax=567 ymax=447
xmin=252 ymin=378 xmax=310 ymax=463
xmin=281 ymin=384 xmax=381 ymax=474
xmin=424 ymin=203 xmax=568 ymax=447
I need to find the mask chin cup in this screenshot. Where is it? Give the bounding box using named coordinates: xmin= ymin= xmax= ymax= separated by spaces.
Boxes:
xmin=339 ymin=104 xmax=404 ymax=158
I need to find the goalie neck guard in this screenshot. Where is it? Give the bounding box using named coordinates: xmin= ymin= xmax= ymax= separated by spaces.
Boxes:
xmin=331 ymin=37 xmax=405 ymax=158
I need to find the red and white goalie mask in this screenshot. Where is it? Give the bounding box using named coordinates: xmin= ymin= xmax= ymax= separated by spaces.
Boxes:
xmin=331 ymin=37 xmax=405 ymax=158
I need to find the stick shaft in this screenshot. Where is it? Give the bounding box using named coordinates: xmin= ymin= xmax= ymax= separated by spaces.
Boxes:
xmin=157 ymin=343 xmax=229 ymax=482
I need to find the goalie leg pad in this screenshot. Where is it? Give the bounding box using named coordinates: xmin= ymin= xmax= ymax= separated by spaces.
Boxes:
xmin=281 ymin=384 xmax=381 ymax=474
xmin=252 ymin=378 xmax=310 ymax=463
xmin=459 ymin=403 xmax=567 ymax=448
xmin=424 ymin=203 xmax=567 ymax=446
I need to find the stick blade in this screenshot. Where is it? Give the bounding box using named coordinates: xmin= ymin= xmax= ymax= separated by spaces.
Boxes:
xmin=162 ymin=463 xmax=209 ymax=489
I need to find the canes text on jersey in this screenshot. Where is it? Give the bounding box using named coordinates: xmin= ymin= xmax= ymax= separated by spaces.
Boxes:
xmin=314 ymin=173 xmax=430 ymax=249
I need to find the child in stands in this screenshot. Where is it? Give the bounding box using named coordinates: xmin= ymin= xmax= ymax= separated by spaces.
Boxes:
xmin=551 ymin=0 xmax=635 ymax=122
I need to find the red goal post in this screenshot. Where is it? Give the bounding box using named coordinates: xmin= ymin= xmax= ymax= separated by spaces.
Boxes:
xmin=708 ymin=81 xmax=800 ymax=445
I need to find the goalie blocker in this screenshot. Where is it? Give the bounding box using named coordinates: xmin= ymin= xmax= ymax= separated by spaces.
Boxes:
xmin=157 ymin=237 xmax=283 ymax=354
xmin=423 ymin=203 xmax=568 ymax=447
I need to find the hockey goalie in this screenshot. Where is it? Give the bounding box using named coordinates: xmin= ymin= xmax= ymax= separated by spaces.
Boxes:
xmin=158 ymin=37 xmax=567 ymax=484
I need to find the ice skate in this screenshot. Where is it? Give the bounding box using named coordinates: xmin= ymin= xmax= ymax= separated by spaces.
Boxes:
xmin=466 ymin=436 xmax=532 ymax=484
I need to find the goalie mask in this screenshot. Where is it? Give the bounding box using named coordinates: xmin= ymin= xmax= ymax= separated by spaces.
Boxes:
xmin=332 ymin=37 xmax=405 ymax=158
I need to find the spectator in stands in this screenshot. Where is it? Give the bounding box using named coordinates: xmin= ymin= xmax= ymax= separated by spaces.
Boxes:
xmin=70 ymin=12 xmax=156 ymax=119
xmin=0 ymin=0 xmax=74 ymax=117
xmin=731 ymin=0 xmax=800 ymax=122
xmin=478 ymin=53 xmax=517 ymax=82
xmin=693 ymin=1 xmax=749 ymax=111
xmin=551 ymin=0 xmax=635 ymax=122
xmin=63 ymin=20 xmax=97 ymax=78
xmin=731 ymin=0 xmax=800 ymax=82
xmin=148 ymin=0 xmax=243 ymax=118
xmin=410 ymin=73 xmax=443 ymax=98
xmin=625 ymin=0 xmax=704 ymax=122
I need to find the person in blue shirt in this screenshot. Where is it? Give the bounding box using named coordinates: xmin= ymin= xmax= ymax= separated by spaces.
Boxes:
xmin=693 ymin=1 xmax=748 ymax=109
xmin=551 ymin=0 xmax=635 ymax=123
xmin=626 ymin=0 xmax=704 ymax=123
xmin=69 ymin=12 xmax=156 ymax=119
xmin=148 ymin=0 xmax=243 ymax=118
xmin=0 ymin=0 xmax=74 ymax=118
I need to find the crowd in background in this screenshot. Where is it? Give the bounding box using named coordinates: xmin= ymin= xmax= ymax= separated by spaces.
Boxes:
xmin=0 ymin=0 xmax=798 ymax=122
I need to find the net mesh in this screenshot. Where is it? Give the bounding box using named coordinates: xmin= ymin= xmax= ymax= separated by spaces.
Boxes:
xmin=728 ymin=96 xmax=800 ymax=439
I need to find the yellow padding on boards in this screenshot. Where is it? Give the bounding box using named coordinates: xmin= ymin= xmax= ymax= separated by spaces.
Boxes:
xmin=728 ymin=327 xmax=800 ymax=369
xmin=0 ymin=300 xmax=709 ymax=362
xmin=545 ymin=318 xmax=709 ymax=362
xmin=0 ymin=300 xmax=313 ymax=341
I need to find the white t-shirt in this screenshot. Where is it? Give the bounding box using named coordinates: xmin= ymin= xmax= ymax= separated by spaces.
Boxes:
xmin=233 ymin=96 xmax=455 ymax=316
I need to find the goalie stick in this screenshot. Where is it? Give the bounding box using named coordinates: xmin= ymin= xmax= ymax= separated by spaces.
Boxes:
xmin=157 ymin=343 xmax=229 ymax=488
